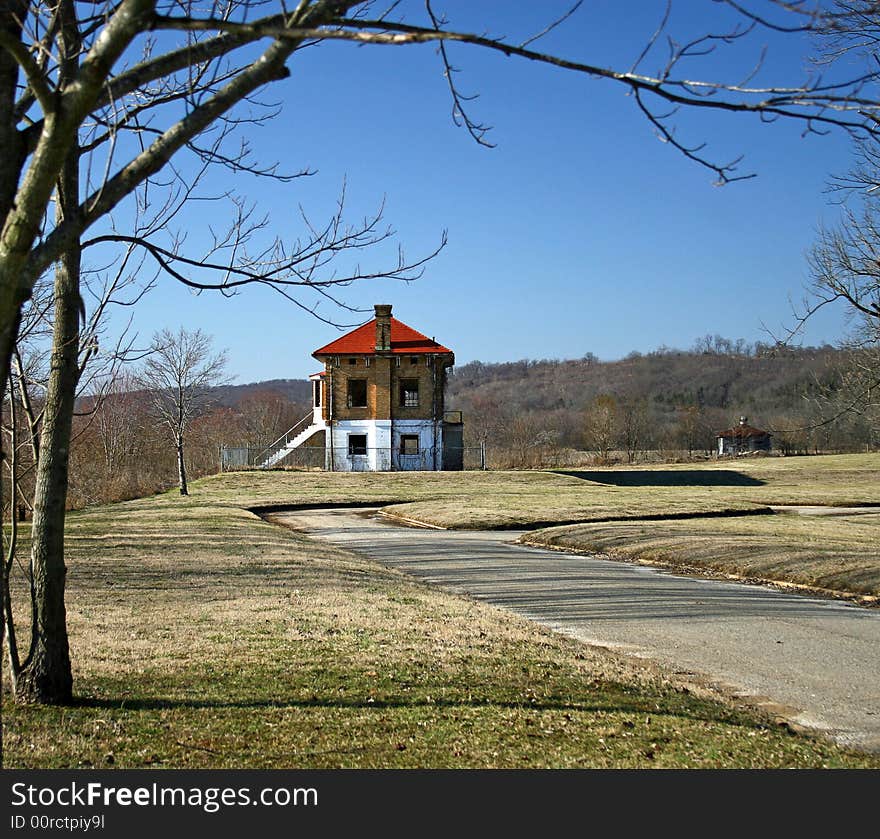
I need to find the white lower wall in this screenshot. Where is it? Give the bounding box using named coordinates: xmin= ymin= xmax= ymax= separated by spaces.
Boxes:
xmin=392 ymin=420 xmax=442 ymax=471
xmin=325 ymin=419 xmax=442 ymax=471
xmin=327 ymin=420 xmax=391 ymax=471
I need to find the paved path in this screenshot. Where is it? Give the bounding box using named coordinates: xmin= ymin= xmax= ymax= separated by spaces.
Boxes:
xmin=270 ymin=507 xmax=880 ymax=753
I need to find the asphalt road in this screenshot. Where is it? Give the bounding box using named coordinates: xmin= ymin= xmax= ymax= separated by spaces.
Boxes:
xmin=271 ymin=507 xmax=880 ymax=753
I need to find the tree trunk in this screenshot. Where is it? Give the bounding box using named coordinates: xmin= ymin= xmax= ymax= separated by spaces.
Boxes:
xmin=13 ymin=230 xmax=79 ymax=702
xmin=177 ymin=434 xmax=188 ymax=496
xmin=14 ymin=13 xmax=80 ymax=698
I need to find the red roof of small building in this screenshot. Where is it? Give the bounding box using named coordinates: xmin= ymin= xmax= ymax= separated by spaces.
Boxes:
xmin=716 ymin=424 xmax=771 ymax=439
xmin=312 ymin=317 xmax=453 ymax=357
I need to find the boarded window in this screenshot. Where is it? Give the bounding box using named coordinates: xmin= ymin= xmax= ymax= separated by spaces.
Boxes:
xmin=348 ymin=434 xmax=367 ymax=456
xmin=399 ymin=379 xmax=419 ymax=408
xmin=347 ymin=379 xmax=367 ymax=408
xmin=400 ymin=435 xmax=419 ymax=455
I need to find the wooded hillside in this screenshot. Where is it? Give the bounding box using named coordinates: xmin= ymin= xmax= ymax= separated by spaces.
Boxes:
xmin=5 ymin=342 xmax=872 ymax=514
xmin=446 ymin=342 xmax=873 ymax=463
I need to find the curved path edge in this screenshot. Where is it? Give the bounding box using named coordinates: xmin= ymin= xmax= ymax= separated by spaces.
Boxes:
xmin=264 ymin=505 xmax=880 ymax=754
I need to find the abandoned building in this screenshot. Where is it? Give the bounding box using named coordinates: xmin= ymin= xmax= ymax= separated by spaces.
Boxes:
xmin=716 ymin=417 xmax=772 ymax=456
xmin=254 ymin=304 xmax=463 ymax=471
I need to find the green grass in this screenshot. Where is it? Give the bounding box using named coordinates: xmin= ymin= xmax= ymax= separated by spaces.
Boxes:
xmin=4 ymin=453 xmax=880 ymax=767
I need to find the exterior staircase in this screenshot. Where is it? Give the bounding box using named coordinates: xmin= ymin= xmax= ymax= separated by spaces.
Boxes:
xmin=257 ymin=413 xmax=326 ymax=468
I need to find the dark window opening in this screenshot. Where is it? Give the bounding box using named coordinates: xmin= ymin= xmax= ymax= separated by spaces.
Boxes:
xmin=348 ymin=434 xmax=367 ymax=456
xmin=409 ymin=356 xmax=418 ymax=365
xmin=313 ymin=380 xmax=321 ymax=408
xmin=400 ymin=435 xmax=419 ymax=455
xmin=348 ymin=357 xmax=357 ymax=366
xmin=347 ymin=379 xmax=367 ymax=408
xmin=399 ymin=379 xmax=419 ymax=408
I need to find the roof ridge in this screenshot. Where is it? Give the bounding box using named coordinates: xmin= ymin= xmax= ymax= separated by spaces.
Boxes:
xmin=312 ymin=315 xmax=453 ymax=357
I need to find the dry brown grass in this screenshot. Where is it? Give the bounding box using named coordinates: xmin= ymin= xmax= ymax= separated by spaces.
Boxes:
xmin=187 ymin=455 xmax=880 ymax=597
xmin=5 ymin=471 xmax=879 ymax=768
xmin=523 ymin=512 xmax=880 ymax=599
xmin=192 ymin=453 xmax=880 ymax=529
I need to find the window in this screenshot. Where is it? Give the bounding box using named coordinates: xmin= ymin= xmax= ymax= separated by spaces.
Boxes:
xmin=365 ymin=357 xmax=371 ymax=367
xmin=348 ymin=434 xmax=367 ymax=456
xmin=399 ymin=378 xmax=419 ymax=408
xmin=409 ymin=356 xmax=418 ymax=365
xmin=347 ymin=379 xmax=367 ymax=408
xmin=348 ymin=357 xmax=357 ymax=366
xmin=395 ymin=356 xmax=401 ymax=367
xmin=313 ymin=380 xmax=321 ymax=408
xmin=400 ymin=435 xmax=419 ymax=455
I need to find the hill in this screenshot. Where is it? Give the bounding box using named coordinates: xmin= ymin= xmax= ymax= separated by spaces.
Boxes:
xmin=56 ymin=343 xmax=870 ymax=511
xmin=443 ymin=344 xmax=868 ymax=457
xmin=222 ymin=343 xmax=867 ymax=460
xmin=211 ymin=377 xmax=312 ymax=408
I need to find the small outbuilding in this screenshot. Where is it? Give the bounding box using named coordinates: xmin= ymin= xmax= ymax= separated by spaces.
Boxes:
xmin=716 ymin=416 xmax=772 ymax=456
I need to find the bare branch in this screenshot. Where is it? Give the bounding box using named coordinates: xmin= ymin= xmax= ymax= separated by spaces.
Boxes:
xmin=519 ymin=1 xmax=584 ymax=50
xmin=146 ymin=11 xmax=880 ymax=132
xmin=0 ymin=27 xmax=54 ymax=114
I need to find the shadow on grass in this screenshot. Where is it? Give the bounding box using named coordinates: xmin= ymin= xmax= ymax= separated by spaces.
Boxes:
xmin=556 ymin=470 xmax=765 ymax=487
xmin=70 ymin=693 xmax=748 ymax=729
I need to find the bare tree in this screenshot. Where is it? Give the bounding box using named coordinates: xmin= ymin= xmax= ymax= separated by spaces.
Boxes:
xmin=139 ymin=328 xmax=229 ymax=496
xmin=88 ymin=369 xmax=150 ymax=481
xmin=791 ymin=130 xmax=880 ymax=363
xmin=618 ymin=398 xmax=652 ymax=464
xmin=237 ymin=389 xmax=303 ymax=447
xmin=676 ymin=405 xmax=705 ymax=456
xmin=2 ymin=0 xmax=879 ymax=712
xmin=773 ymin=3 xmax=880 ymax=431
xmin=2 ymin=224 xmax=151 ymax=705
xmin=1 ymin=1 xmax=879 ymax=386
xmin=584 ymin=394 xmax=619 ymax=464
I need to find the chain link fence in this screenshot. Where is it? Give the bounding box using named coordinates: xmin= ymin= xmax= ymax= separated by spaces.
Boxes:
xmin=220 ymin=444 xmax=487 ymax=471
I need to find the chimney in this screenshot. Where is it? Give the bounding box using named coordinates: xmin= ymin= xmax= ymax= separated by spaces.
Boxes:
xmin=374 ymin=303 xmax=392 ymax=352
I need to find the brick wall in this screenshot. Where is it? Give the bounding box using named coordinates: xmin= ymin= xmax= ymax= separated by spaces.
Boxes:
xmin=318 ymin=354 xmax=451 ymax=422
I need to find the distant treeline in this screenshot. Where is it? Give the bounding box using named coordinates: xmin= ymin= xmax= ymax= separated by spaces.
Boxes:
xmin=5 ymin=341 xmax=871 ymax=515
xmin=446 ymin=341 xmax=875 ymax=465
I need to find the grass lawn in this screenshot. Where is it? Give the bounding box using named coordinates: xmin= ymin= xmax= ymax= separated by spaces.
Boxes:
xmin=192 ymin=453 xmax=880 ymax=531
xmin=4 ymin=453 xmax=879 ymax=768
xmin=523 ymin=512 xmax=880 ymax=599
xmin=195 ymin=454 xmax=880 ymax=598
xmin=390 ymin=453 xmax=880 ymax=528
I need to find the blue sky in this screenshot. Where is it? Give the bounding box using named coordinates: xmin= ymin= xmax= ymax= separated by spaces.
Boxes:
xmin=117 ymin=2 xmax=862 ymax=383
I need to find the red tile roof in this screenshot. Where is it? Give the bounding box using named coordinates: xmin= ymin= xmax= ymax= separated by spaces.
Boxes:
xmin=313 ymin=317 xmax=453 ymax=357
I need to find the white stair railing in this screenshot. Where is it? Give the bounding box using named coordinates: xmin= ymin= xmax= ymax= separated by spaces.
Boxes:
xmin=255 ymin=412 xmax=315 ymax=467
